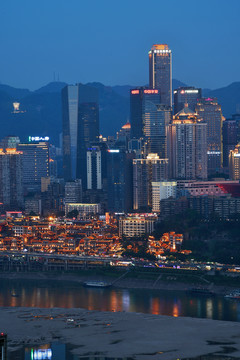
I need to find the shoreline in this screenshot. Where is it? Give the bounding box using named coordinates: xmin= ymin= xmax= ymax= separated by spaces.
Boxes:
xmin=2 ymin=306 xmax=240 ymax=360
xmin=0 ymin=271 xmax=236 ymax=295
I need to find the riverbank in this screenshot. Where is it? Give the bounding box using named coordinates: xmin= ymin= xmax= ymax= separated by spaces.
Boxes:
xmin=1 ymin=306 xmax=240 ymax=360
xmin=0 ymin=270 xmax=238 ymax=295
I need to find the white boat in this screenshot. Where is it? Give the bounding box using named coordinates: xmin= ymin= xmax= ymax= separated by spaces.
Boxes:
xmin=225 ymin=290 xmax=240 ymax=300
xmin=83 ymin=281 xmax=112 ymax=288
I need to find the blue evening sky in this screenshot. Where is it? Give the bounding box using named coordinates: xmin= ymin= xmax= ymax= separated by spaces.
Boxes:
xmin=0 ymin=0 xmax=239 ymax=90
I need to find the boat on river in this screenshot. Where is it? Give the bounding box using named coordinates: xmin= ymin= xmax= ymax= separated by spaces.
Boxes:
xmin=83 ymin=281 xmax=112 ymax=288
xmin=225 ymin=290 xmax=240 ymax=300
xmin=187 ymin=288 xmax=215 ymax=296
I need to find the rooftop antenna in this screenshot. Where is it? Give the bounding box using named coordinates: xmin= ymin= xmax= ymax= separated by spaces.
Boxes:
xmin=53 ymin=72 xmax=56 ymax=82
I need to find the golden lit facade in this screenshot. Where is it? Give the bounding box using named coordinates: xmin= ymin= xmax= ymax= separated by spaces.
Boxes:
xmin=133 ymin=154 xmax=168 ymax=210
xmin=168 ymin=105 xmax=207 ymax=180
xmin=149 ymin=44 xmax=172 ymax=107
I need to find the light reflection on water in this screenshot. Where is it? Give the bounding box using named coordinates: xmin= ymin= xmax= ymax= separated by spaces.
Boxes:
xmin=0 ymin=279 xmax=240 ymax=322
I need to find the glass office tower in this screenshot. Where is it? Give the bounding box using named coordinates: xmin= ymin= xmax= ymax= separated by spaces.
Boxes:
xmin=62 ymin=84 xmax=99 ymax=187
xmin=130 ymin=87 xmax=161 ymax=140
xmin=196 ymin=98 xmax=223 ymax=175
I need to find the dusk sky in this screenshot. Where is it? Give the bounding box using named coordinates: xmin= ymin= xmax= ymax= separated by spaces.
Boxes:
xmin=1 ymin=0 xmax=240 ymax=90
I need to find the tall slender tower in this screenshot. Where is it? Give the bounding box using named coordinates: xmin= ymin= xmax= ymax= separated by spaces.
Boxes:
xmin=149 ymin=44 xmax=172 ymax=107
xmin=195 ymin=97 xmax=223 ymax=175
xmin=62 ymin=84 xmax=99 ymax=186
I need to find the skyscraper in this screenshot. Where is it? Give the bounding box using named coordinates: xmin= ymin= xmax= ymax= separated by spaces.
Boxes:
xmin=17 ymin=141 xmax=49 ymax=192
xmin=149 ymin=44 xmax=172 ymax=107
xmin=144 ymin=104 xmax=172 ymax=158
xmin=168 ymin=105 xmax=207 ymax=180
xmin=0 ymin=148 xmax=23 ymax=209
xmin=107 ymin=149 xmax=134 ymax=212
xmin=130 ymin=88 xmax=170 ymax=158
xmin=196 ymin=98 xmax=223 ymax=175
xmin=130 ymin=87 xmax=161 ymax=139
xmin=173 ymin=87 xmax=202 ymax=114
xmin=87 ymin=147 xmax=102 ymax=190
xmin=62 ymin=84 xmax=99 ymax=185
xmin=133 ymin=154 xmax=168 ymax=211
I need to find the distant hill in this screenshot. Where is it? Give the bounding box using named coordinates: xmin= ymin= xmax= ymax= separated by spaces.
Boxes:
xmin=35 ymin=82 xmax=67 ymax=94
xmin=0 ymin=84 xmax=31 ymax=99
xmin=0 ymin=80 xmax=239 ymax=145
xmin=203 ymin=82 xmax=240 ymax=117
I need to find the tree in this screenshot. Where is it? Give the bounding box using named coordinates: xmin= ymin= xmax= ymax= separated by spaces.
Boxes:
xmin=67 ymin=210 xmax=79 ymax=218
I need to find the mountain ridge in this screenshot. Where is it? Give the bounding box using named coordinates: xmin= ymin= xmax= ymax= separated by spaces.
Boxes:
xmin=0 ymin=80 xmax=239 ymax=144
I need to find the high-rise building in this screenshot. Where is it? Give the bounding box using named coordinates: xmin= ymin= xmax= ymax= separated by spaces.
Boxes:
xmin=130 ymin=87 xmax=171 ymax=158
xmin=152 ymin=181 xmax=177 ymax=212
xmin=229 ymin=144 xmax=240 ymax=180
xmin=130 ymin=87 xmax=161 ymax=139
xmin=65 ymin=179 xmax=82 ymax=203
xmin=62 ymin=84 xmax=99 ymax=185
xmin=222 ymin=118 xmax=237 ymax=168
xmin=168 ymin=105 xmax=207 ymax=180
xmin=173 ymin=87 xmax=202 ymax=114
xmin=87 ymin=147 xmax=102 ymax=190
xmin=144 ymin=104 xmax=172 ymax=158
xmin=107 ymin=149 xmax=134 ymax=212
xmin=17 ymin=142 xmax=49 ymax=192
xmin=133 ymin=153 xmax=168 ymax=211
xmin=0 ymin=148 xmax=23 ymax=209
xmin=149 ymin=44 xmax=172 ymax=107
xmin=196 ymin=98 xmax=223 ymax=175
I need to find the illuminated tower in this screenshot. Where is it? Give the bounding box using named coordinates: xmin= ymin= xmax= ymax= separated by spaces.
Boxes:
xmin=149 ymin=44 xmax=172 ymax=107
xmin=168 ymin=105 xmax=207 ymax=180
xmin=133 ymin=154 xmax=168 ymax=211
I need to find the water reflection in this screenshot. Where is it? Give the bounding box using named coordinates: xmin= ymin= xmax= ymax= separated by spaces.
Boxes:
xmin=8 ymin=342 xmax=134 ymax=360
xmin=0 ymin=279 xmax=239 ymax=322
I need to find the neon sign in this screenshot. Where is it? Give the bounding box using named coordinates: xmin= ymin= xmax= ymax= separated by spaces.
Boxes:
xmin=144 ymin=89 xmax=158 ymax=94
xmin=28 ymin=136 xmax=50 ymax=142
xmin=131 ymin=90 xmax=139 ymax=94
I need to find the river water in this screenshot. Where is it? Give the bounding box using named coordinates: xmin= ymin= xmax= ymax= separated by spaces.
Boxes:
xmin=1 ymin=278 xmax=240 ymax=322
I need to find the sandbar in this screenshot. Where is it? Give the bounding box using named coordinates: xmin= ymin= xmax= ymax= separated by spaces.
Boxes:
xmin=1 ymin=307 xmax=240 ymax=359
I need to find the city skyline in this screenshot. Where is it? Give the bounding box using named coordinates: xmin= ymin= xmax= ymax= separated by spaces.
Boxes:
xmin=1 ymin=0 xmax=240 ymax=90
